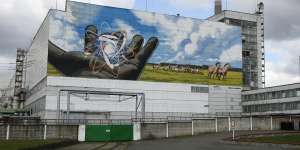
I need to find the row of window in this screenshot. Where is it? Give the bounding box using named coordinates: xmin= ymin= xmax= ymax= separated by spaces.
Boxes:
xmin=243 ymin=101 xmax=300 ymax=113
xmin=242 ymin=89 xmax=300 ymax=101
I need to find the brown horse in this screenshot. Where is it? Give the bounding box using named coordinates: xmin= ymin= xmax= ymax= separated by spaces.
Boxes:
xmin=216 ymin=63 xmax=231 ymax=80
xmin=208 ymin=62 xmax=221 ymax=79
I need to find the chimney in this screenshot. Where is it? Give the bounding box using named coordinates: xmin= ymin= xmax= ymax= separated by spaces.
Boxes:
xmin=215 ymin=0 xmax=222 ymax=15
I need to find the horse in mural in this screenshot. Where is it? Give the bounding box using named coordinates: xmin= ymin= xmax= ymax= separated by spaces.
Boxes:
xmin=208 ymin=62 xmax=221 ymax=79
xmin=216 ymin=63 xmax=231 ymax=80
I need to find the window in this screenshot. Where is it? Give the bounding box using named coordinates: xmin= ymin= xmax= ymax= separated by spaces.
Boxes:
xmin=191 ymin=86 xmax=209 ymax=93
xmin=297 ymin=89 xmax=300 ymax=96
xmin=282 ymin=91 xmax=286 ymax=98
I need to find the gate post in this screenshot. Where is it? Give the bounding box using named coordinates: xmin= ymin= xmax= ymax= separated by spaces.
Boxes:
xmin=250 ymin=116 xmax=253 ymax=131
xmin=228 ymin=117 xmax=231 ymax=131
xmin=78 ymin=125 xmax=86 ymax=142
xmin=270 ymin=116 xmax=273 ymax=130
xmin=191 ymin=119 xmax=194 ymax=136
xmin=133 ymin=122 xmax=141 ymax=140
xmin=43 ymin=124 xmax=47 ymax=140
xmin=166 ymin=122 xmax=169 ymax=138
xmin=215 ymin=118 xmax=218 ymax=133
xmin=6 ymin=124 xmax=10 ymax=140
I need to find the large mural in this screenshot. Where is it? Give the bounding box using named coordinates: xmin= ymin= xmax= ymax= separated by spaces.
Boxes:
xmin=47 ymin=1 xmax=242 ymax=86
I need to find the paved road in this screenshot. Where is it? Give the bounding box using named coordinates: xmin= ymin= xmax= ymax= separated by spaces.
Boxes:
xmin=56 ymin=142 xmax=128 ymax=150
xmin=127 ymin=132 xmax=298 ymax=150
xmin=56 ymin=131 xmax=299 ymax=150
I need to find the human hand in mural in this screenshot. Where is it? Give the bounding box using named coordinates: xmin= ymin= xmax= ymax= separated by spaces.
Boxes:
xmin=48 ymin=25 xmax=158 ymax=80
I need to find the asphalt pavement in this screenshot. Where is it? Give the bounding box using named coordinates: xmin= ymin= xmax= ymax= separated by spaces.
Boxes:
xmin=127 ymin=132 xmax=299 ymax=150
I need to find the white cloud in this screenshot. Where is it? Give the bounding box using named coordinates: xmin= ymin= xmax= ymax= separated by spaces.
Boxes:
xmin=133 ymin=11 xmax=194 ymax=51
xmin=265 ymin=38 xmax=300 ymax=86
xmin=115 ymin=19 xmax=139 ymax=40
xmin=184 ymin=21 xmax=233 ymax=55
xmin=167 ymin=0 xmax=212 ymax=9
xmin=266 ymin=61 xmax=300 ymax=87
xmin=0 ymin=56 xmax=15 ymax=88
xmin=168 ymin=51 xmax=185 ymax=63
xmin=219 ymin=44 xmax=242 ymax=63
xmin=72 ymin=0 xmax=135 ymax=9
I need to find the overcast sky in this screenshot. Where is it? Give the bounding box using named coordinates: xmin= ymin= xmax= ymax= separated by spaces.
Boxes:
xmin=0 ymin=0 xmax=299 ymax=88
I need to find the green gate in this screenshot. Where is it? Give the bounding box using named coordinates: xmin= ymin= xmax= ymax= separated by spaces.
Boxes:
xmin=85 ymin=125 xmax=133 ymax=141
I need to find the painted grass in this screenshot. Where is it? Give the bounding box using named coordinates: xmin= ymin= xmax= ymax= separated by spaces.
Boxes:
xmin=140 ymin=65 xmax=242 ymax=86
xmin=240 ymin=134 xmax=300 ymax=145
xmin=47 ymin=63 xmax=63 ymax=76
xmin=47 ymin=63 xmax=242 ymax=86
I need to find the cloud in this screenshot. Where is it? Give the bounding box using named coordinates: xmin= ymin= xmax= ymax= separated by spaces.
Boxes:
xmin=227 ymin=0 xmax=300 ymax=41
xmin=72 ymin=0 xmax=135 ymax=9
xmin=115 ymin=19 xmax=139 ymax=40
xmin=266 ymin=38 xmax=300 ymax=75
xmin=165 ymin=0 xmax=212 ymax=9
xmin=266 ymin=60 xmax=300 ymax=87
xmin=133 ymin=11 xmax=194 ymax=51
xmin=0 ymin=56 xmax=16 ymax=88
xmin=219 ymin=44 xmax=242 ymax=64
xmin=184 ymin=21 xmax=233 ymax=56
xmin=49 ymin=11 xmax=83 ymax=51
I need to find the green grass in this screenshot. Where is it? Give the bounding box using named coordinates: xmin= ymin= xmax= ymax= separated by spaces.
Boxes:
xmin=47 ymin=63 xmax=63 ymax=76
xmin=240 ymin=134 xmax=300 ymax=145
xmin=47 ymin=63 xmax=242 ymax=86
xmin=140 ymin=65 xmax=242 ymax=86
xmin=0 ymin=140 xmax=62 ymax=150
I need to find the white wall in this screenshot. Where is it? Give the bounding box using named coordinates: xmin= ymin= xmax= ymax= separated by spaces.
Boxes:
xmin=25 ymin=13 xmax=50 ymax=90
xmin=208 ymin=85 xmax=242 ymax=113
xmin=45 ymin=77 xmax=209 ymax=119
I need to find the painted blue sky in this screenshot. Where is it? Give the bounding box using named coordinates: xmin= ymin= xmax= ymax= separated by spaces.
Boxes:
xmin=49 ymin=1 xmax=242 ymax=68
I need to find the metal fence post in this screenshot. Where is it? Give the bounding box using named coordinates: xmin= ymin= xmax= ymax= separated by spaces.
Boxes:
xmin=166 ymin=122 xmax=169 ymax=138
xmin=228 ymin=117 xmax=231 ymax=131
xmin=215 ymin=118 xmax=218 ymax=133
xmin=191 ymin=119 xmax=194 ymax=136
xmin=67 ymin=92 xmax=70 ymax=120
xmin=250 ymin=116 xmax=253 ymax=131
xmin=6 ymin=124 xmax=10 ymax=140
xmin=43 ymin=124 xmax=47 ymax=140
xmin=270 ymin=116 xmax=273 ymax=130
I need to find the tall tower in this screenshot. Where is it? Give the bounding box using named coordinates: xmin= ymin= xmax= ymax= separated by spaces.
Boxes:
xmin=12 ymin=48 xmax=26 ymax=109
xmin=256 ymin=2 xmax=265 ymax=88
xmin=215 ymin=0 xmax=222 ymax=15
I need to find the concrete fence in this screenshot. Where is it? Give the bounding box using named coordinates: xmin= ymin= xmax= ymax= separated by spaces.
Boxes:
xmin=0 ymin=124 xmax=78 ymax=140
xmin=0 ymin=116 xmax=299 ymax=140
xmin=139 ymin=116 xmax=300 ymax=139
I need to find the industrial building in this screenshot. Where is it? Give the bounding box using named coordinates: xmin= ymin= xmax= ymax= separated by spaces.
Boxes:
xmin=21 ymin=0 xmax=245 ymax=120
xmin=2 ymin=0 xmax=299 ymax=122
xmin=242 ymin=83 xmax=300 ymax=115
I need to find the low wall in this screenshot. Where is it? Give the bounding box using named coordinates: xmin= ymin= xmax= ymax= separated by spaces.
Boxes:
xmin=1 ymin=116 xmax=299 ymax=140
xmin=168 ymin=122 xmax=192 ymax=137
xmin=193 ymin=119 xmax=215 ymax=134
xmin=0 ymin=124 xmax=78 ymax=140
xmin=141 ymin=123 xmax=167 ymax=139
xmin=138 ymin=116 xmax=300 ymax=139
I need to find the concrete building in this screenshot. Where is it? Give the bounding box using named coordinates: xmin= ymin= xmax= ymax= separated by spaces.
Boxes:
xmin=242 ymin=83 xmax=300 ymax=116
xmin=23 ymin=1 xmax=243 ymax=120
xmin=208 ymin=2 xmax=265 ymax=90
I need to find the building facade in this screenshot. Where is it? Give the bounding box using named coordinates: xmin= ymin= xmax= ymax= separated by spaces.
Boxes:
xmin=208 ymin=3 xmax=265 ymax=90
xmin=23 ymin=1 xmax=243 ymax=120
xmin=242 ymin=83 xmax=300 ymax=115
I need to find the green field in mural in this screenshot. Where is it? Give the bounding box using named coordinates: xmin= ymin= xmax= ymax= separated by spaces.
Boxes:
xmin=140 ymin=65 xmax=242 ymax=86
